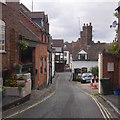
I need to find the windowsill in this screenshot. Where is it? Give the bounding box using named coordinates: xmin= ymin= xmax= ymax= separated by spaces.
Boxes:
xmin=0 ymin=51 xmax=6 ymax=54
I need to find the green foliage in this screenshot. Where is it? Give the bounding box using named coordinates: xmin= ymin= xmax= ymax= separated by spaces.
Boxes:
xmin=5 ymin=79 xmax=17 ymax=87
xmin=18 ymin=40 xmax=28 ymax=50
xmin=107 ymin=41 xmax=118 ymax=55
xmin=17 ymin=83 xmax=25 ymax=88
xmin=90 ymin=66 xmax=98 ymax=76
xmin=114 ymin=12 xmax=118 ymax=18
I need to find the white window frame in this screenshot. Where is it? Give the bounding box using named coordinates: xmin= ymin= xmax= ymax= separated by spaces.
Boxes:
xmin=0 ymin=20 xmax=5 ymax=53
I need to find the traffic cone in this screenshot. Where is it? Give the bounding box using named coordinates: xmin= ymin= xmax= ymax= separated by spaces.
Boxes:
xmin=93 ymin=84 xmax=97 ymax=89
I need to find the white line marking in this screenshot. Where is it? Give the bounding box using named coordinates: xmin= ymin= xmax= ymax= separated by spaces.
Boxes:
xmin=6 ymin=91 xmax=55 ymax=118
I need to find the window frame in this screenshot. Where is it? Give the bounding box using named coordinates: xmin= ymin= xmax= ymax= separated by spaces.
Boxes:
xmin=0 ymin=20 xmax=5 ymax=53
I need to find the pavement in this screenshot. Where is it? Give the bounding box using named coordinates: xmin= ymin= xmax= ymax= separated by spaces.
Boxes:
xmin=2 ymin=72 xmax=120 ymax=118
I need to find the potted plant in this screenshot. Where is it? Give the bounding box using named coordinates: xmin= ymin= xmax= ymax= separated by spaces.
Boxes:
xmin=5 ymin=79 xmax=17 ymax=87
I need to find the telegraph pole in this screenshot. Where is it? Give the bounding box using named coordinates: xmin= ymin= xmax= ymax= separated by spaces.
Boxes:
xmin=32 ymin=0 xmax=33 ymax=12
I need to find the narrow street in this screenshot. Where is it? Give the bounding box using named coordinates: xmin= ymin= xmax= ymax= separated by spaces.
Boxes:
xmin=11 ymin=72 xmax=104 ymax=118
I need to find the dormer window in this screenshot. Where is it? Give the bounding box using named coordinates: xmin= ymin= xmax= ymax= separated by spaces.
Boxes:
xmin=78 ymin=50 xmax=88 ymax=60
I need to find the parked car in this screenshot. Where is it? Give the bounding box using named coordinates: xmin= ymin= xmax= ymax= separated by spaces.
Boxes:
xmin=81 ymin=72 xmax=93 ymax=83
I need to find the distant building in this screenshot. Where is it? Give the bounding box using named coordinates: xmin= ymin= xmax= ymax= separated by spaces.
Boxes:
xmin=64 ymin=23 xmax=108 ymax=73
xmin=52 ymin=39 xmax=65 ymax=72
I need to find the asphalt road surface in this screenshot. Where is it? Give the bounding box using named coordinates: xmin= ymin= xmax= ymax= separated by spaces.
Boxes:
xmin=12 ymin=72 xmax=104 ymax=118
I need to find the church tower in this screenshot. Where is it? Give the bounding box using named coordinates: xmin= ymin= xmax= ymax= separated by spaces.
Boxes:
xmin=80 ymin=22 xmax=93 ymax=45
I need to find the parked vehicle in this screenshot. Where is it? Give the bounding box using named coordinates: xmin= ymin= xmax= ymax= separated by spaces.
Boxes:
xmin=81 ymin=72 xmax=93 ymax=83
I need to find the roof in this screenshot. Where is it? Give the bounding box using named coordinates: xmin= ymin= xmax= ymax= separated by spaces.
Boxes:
xmin=18 ymin=21 xmax=38 ymax=42
xmin=78 ymin=50 xmax=87 ymax=54
xmin=52 ymin=39 xmax=64 ymax=47
xmin=27 ymin=12 xmax=45 ymax=19
xmin=64 ymin=40 xmax=108 ymax=61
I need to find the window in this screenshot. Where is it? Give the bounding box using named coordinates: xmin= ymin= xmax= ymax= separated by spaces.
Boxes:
xmin=0 ymin=20 xmax=5 ymax=53
xmin=80 ymin=54 xmax=85 ymax=60
xmin=55 ymin=55 xmax=60 ymax=61
xmin=40 ymin=57 xmax=43 ymax=74
xmin=44 ymin=56 xmax=47 ymax=73
xmin=64 ymin=52 xmax=67 ymax=56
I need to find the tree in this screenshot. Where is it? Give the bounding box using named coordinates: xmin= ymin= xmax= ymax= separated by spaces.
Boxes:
xmin=90 ymin=66 xmax=98 ymax=76
xmin=107 ymin=40 xmax=118 ymax=55
xmin=107 ymin=11 xmax=119 ymax=55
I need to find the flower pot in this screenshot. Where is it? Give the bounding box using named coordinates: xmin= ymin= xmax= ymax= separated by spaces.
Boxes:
xmin=5 ymin=86 xmax=26 ymax=97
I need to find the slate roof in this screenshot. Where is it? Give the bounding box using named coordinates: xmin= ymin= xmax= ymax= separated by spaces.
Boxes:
xmin=52 ymin=39 xmax=64 ymax=47
xmin=64 ymin=40 xmax=108 ymax=61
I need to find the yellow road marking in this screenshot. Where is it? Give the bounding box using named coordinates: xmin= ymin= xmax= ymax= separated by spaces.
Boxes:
xmin=75 ymin=85 xmax=112 ymax=119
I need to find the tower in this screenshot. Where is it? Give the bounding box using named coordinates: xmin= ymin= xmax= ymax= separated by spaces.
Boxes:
xmin=80 ymin=22 xmax=92 ymax=45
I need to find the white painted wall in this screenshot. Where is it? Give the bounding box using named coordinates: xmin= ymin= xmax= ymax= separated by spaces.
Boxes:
xmin=69 ymin=54 xmax=72 ymax=69
xmin=72 ymin=60 xmax=98 ymax=73
xmin=64 ymin=51 xmax=69 ymax=65
xmin=52 ymin=52 xmax=55 ymax=77
xmin=98 ymin=53 xmax=103 ymax=94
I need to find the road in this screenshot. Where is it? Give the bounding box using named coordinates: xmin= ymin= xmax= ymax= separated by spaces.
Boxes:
xmin=12 ymin=72 xmax=104 ymax=118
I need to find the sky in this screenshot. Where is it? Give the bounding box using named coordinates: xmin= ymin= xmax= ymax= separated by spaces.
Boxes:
xmin=20 ymin=0 xmax=120 ymax=43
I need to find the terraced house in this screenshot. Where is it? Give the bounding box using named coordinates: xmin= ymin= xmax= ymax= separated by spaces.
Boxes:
xmin=1 ymin=0 xmax=51 ymax=89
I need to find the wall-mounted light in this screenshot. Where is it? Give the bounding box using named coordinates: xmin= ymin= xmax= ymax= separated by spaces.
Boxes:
xmin=110 ymin=20 xmax=118 ymax=28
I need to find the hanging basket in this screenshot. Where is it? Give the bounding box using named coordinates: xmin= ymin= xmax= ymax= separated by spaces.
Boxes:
xmin=18 ymin=40 xmax=28 ymax=50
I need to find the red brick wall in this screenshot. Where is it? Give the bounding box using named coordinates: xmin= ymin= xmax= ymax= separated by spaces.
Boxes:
xmin=103 ymin=53 xmax=119 ymax=86
xmin=35 ymin=43 xmax=48 ymax=88
xmin=2 ymin=2 xmax=19 ymax=70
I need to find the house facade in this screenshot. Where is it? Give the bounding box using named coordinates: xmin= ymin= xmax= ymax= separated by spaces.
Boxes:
xmin=52 ymin=39 xmax=65 ymax=72
xmin=1 ymin=1 xmax=50 ymax=89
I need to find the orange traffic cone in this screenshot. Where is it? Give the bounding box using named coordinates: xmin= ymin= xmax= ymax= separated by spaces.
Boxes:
xmin=93 ymin=84 xmax=97 ymax=89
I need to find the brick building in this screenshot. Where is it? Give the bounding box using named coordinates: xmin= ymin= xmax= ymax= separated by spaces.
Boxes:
xmin=51 ymin=39 xmax=64 ymax=72
xmin=64 ymin=23 xmax=108 ymax=72
xmin=98 ymin=3 xmax=120 ymax=94
xmin=116 ymin=3 xmax=120 ymax=88
xmin=1 ymin=1 xmax=50 ymax=89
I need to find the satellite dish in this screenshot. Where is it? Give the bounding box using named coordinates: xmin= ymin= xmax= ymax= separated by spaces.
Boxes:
xmin=112 ymin=21 xmax=118 ymax=28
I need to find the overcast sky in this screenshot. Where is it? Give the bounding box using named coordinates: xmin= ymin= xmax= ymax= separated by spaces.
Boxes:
xmin=20 ymin=0 xmax=119 ymax=43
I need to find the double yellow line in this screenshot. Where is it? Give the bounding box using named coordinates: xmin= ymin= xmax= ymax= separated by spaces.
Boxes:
xmin=80 ymin=88 xmax=112 ymax=119
xmin=90 ymin=94 xmax=112 ymax=120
